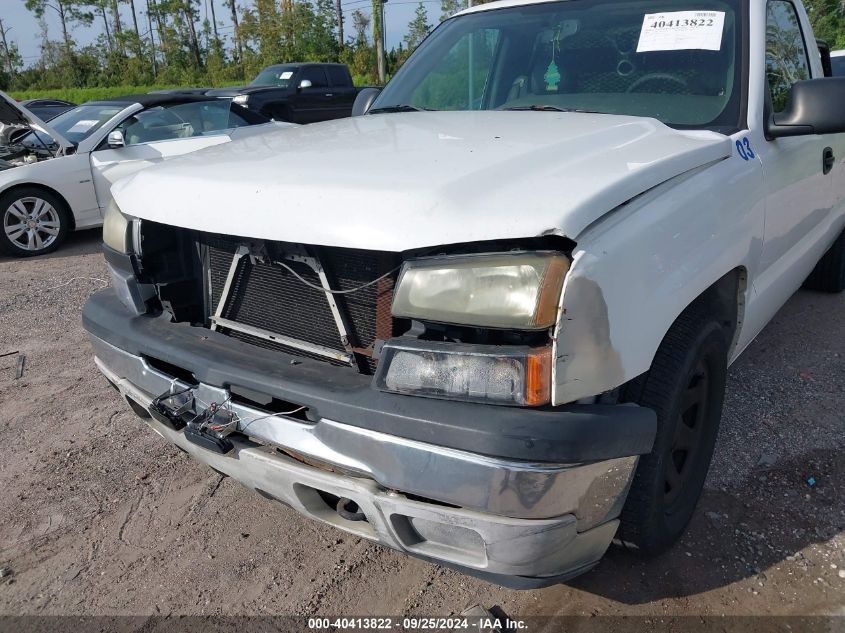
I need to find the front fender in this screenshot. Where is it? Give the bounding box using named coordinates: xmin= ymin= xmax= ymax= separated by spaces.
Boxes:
xmin=552 ymin=143 xmax=765 ymax=405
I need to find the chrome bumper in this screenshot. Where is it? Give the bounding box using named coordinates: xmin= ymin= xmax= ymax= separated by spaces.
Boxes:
xmin=91 ymin=335 xmax=639 ymax=584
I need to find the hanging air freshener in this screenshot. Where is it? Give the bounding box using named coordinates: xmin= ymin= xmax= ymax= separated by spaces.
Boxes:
xmin=544 ymin=61 xmax=561 ymax=92
xmin=545 ymin=27 xmax=562 ymax=92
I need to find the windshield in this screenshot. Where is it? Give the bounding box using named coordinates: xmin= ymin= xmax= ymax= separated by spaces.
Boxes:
xmin=832 ymin=56 xmax=845 ymax=77
xmin=375 ymin=0 xmax=744 ymax=131
xmin=251 ymin=66 xmax=297 ymax=87
xmin=21 ymin=103 xmax=124 ymax=148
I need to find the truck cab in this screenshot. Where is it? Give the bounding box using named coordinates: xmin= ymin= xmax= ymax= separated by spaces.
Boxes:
xmin=209 ymin=63 xmax=360 ymax=124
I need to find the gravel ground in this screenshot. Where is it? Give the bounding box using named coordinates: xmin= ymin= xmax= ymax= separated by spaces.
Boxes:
xmin=0 ymin=229 xmax=843 ymax=623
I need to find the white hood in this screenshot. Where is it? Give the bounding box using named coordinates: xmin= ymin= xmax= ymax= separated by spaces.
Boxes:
xmin=113 ymin=111 xmax=731 ymax=251
xmin=0 ymin=90 xmax=73 ymax=152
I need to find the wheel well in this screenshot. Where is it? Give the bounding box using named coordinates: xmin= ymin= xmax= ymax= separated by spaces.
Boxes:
xmin=0 ymin=183 xmax=76 ymax=231
xmin=681 ymin=267 xmax=747 ymax=356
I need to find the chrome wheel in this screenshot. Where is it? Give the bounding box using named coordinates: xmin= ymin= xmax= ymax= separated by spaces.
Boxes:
xmin=3 ymin=196 xmax=61 ymax=252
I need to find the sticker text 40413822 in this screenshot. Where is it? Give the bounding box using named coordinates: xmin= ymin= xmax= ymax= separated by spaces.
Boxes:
xmin=637 ymin=11 xmax=726 ymax=53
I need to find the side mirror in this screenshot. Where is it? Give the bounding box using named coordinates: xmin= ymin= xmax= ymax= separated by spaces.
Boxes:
xmin=107 ymin=130 xmax=125 ymax=149
xmin=352 ymin=87 xmax=383 ymax=117
xmin=766 ymin=78 xmax=845 ymax=139
xmin=298 ymin=79 xmax=313 ymax=91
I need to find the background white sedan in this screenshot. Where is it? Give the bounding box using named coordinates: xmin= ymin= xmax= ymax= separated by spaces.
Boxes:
xmin=0 ymin=92 xmax=282 ymax=257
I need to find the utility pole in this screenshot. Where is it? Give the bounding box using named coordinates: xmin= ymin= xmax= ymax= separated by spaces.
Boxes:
xmin=336 ymin=0 xmax=344 ymax=48
xmin=145 ymin=0 xmax=158 ymax=77
xmin=0 ymin=19 xmax=14 ymax=78
xmin=374 ymin=0 xmax=387 ymax=83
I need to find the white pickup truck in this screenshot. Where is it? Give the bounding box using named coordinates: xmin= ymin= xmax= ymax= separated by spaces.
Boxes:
xmin=83 ymin=0 xmax=845 ymax=587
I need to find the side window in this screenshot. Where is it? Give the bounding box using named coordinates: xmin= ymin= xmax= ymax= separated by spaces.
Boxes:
xmin=118 ymin=107 xmax=188 ymax=146
xmin=410 ymin=28 xmax=501 ymax=110
xmin=326 ymin=66 xmax=350 ymax=86
xmin=300 ymin=67 xmax=329 ymax=88
xmin=765 ymin=0 xmax=811 ymax=113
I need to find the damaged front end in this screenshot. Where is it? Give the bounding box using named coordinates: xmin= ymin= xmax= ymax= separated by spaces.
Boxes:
xmin=86 ymin=206 xmax=658 ymax=587
xmin=0 ymin=90 xmax=72 ymax=170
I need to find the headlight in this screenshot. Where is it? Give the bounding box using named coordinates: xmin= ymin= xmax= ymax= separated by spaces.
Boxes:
xmin=232 ymin=95 xmax=249 ymax=105
xmin=375 ymin=340 xmax=552 ymax=406
xmin=391 ymin=252 xmax=569 ymax=329
xmin=102 ymin=198 xmax=134 ymax=254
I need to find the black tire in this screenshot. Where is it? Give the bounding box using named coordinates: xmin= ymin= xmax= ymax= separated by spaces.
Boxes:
xmin=618 ymin=310 xmax=729 ymax=555
xmin=803 ymin=228 xmax=845 ymax=293
xmin=0 ymin=187 xmax=70 ymax=257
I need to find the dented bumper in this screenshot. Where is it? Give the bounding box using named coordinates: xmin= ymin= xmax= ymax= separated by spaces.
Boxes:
xmin=83 ymin=289 xmax=657 ymax=586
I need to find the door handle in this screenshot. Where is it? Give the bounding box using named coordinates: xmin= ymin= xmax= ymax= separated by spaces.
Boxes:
xmin=823 ymin=147 xmax=835 ymax=175
xmin=325 ymin=93 xmax=334 ymax=97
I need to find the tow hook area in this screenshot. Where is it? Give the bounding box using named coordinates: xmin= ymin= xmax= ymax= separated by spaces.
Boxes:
xmin=336 ymin=497 xmax=367 ymax=522
xmin=150 ymin=388 xmax=238 ymax=455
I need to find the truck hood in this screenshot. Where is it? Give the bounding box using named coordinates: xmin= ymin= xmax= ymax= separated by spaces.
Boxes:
xmin=113 ymin=111 xmax=731 ymax=251
xmin=0 ymin=90 xmax=73 ymax=152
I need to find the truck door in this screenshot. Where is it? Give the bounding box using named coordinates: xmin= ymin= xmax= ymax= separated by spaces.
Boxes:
xmin=290 ymin=67 xmax=332 ymax=123
xmin=326 ymin=66 xmax=356 ymax=119
xmin=756 ymin=0 xmax=834 ymax=295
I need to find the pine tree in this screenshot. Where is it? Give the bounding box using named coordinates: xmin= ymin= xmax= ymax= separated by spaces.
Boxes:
xmin=404 ymin=2 xmax=431 ymax=50
xmin=439 ymin=0 xmax=464 ymax=21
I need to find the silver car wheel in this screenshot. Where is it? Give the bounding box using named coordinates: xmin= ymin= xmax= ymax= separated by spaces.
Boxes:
xmin=3 ymin=196 xmax=61 ymax=252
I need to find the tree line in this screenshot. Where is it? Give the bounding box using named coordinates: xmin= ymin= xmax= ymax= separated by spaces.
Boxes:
xmin=0 ymin=0 xmax=843 ymax=93
xmin=0 ymin=0 xmax=476 ymax=91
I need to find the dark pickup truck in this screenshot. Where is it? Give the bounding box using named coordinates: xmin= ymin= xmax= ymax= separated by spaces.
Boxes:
xmin=207 ymin=63 xmax=360 ymax=124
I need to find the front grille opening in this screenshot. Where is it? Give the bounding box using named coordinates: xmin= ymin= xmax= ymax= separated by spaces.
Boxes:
xmin=202 ymin=234 xmax=401 ymax=375
xmin=143 ymin=355 xmax=198 ymax=386
xmin=228 ymin=385 xmax=312 ymax=422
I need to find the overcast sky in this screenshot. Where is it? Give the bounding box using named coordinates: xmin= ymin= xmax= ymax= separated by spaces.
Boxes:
xmin=0 ymin=0 xmax=437 ymax=68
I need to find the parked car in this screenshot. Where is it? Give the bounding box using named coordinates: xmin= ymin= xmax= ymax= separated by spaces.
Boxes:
xmin=832 ymin=50 xmax=845 ymax=77
xmin=19 ymin=98 xmax=76 ymax=121
xmin=0 ymin=92 xmax=281 ymax=257
xmin=207 ymin=63 xmax=362 ymax=123
xmin=84 ymin=0 xmax=845 ymax=587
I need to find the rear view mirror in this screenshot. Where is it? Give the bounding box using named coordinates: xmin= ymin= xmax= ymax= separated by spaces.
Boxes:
xmin=298 ymin=79 xmax=313 ymax=91
xmin=352 ymin=88 xmax=383 ymax=116
xmin=766 ymin=78 xmax=845 ymax=138
xmin=107 ymin=130 xmax=125 ymax=149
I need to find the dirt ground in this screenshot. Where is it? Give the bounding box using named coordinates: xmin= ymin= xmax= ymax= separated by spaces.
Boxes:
xmin=0 ymin=229 xmax=843 ymax=624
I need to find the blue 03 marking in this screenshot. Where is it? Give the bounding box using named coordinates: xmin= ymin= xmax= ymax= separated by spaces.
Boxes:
xmin=736 ymin=137 xmax=755 ymax=161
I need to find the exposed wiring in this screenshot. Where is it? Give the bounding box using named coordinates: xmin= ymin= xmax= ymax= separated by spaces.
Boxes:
xmin=45 ymin=277 xmax=108 ymax=291
xmin=236 ymin=407 xmax=308 ymax=434
xmin=159 ymin=386 xmax=305 ymax=434
xmin=274 ymin=260 xmax=401 ymax=295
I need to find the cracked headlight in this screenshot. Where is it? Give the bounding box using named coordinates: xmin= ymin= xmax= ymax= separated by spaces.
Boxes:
xmin=391 ymin=252 xmax=569 ymax=329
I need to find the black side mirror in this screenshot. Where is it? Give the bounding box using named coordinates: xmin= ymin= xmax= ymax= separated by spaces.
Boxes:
xmin=352 ymin=88 xmax=382 ymax=117
xmin=766 ymin=78 xmax=845 ymax=139
xmin=818 ymin=40 xmax=833 ymax=77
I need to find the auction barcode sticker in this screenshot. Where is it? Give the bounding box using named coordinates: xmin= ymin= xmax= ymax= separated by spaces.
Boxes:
xmin=637 ymin=11 xmax=726 ymax=52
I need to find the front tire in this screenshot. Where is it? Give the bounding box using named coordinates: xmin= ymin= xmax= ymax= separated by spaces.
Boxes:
xmin=803 ymin=228 xmax=845 ymax=293
xmin=0 ymin=187 xmax=70 ymax=257
xmin=618 ymin=311 xmax=729 ymax=555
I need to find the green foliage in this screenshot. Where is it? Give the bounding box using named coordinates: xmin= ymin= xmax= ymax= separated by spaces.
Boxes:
xmin=804 ymin=0 xmax=845 ymax=48
xmin=404 ymin=2 xmax=431 ymax=51
xmin=9 ymin=84 xmax=182 ymax=102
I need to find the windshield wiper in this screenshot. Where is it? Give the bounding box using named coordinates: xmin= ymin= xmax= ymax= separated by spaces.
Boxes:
xmin=368 ymin=104 xmax=435 ymax=114
xmin=501 ymin=105 xmax=604 ymax=114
